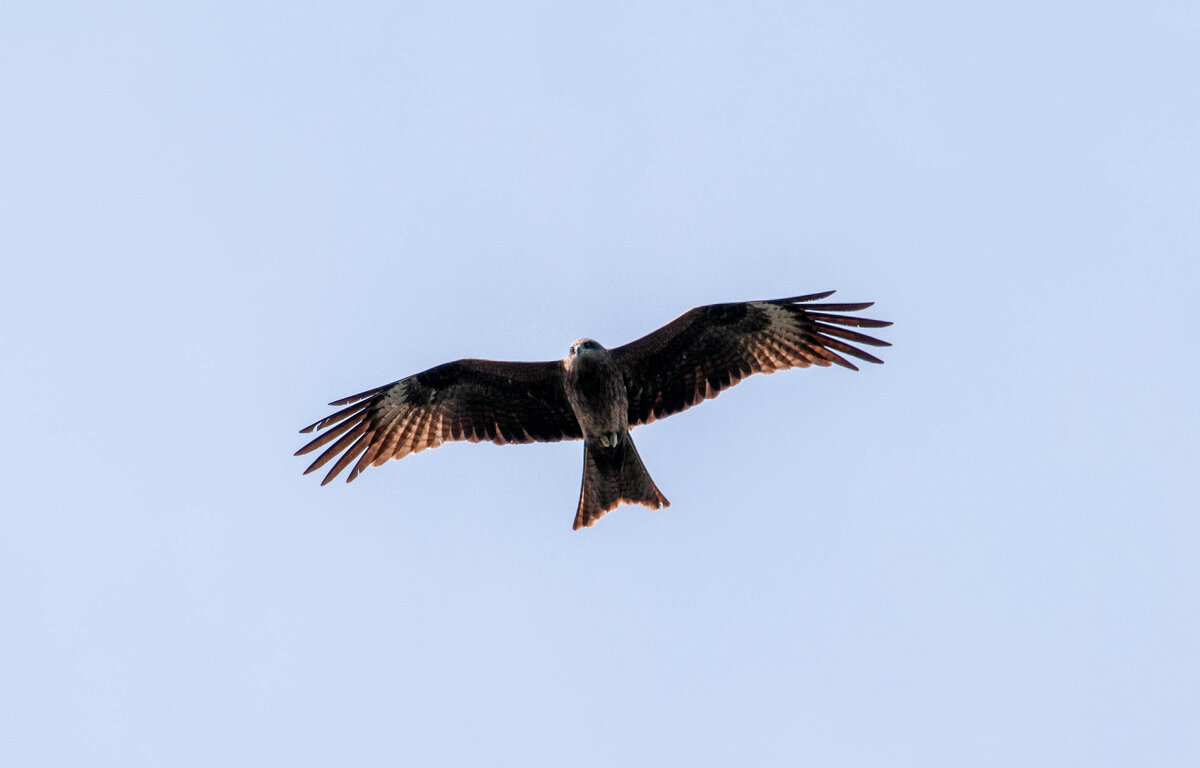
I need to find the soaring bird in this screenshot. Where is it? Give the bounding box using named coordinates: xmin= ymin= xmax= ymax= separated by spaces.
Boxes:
xmin=297 ymin=291 xmax=891 ymax=530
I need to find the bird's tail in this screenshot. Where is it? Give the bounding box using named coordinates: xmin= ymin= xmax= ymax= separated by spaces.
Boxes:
xmin=573 ymin=432 xmax=670 ymax=530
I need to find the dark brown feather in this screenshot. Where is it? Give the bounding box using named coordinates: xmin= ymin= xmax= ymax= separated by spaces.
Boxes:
xmin=295 ymin=359 xmax=583 ymax=485
xmin=614 ymin=292 xmax=892 ymax=426
xmin=573 ymin=434 xmax=669 ymax=530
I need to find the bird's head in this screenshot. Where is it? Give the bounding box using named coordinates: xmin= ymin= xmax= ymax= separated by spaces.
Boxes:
xmin=568 ymin=338 xmax=604 ymax=357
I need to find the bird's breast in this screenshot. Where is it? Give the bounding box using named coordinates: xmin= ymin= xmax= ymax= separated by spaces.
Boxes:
xmin=564 ymin=354 xmax=628 ymax=439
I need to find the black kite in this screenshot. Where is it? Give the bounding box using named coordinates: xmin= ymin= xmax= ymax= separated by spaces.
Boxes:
xmin=297 ymin=292 xmax=891 ymax=529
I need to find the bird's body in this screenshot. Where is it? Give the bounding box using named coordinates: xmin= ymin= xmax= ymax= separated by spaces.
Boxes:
xmin=563 ymin=339 xmax=628 ymax=445
xmin=562 ymin=338 xmax=667 ymax=527
xmin=297 ymin=292 xmax=891 ymax=529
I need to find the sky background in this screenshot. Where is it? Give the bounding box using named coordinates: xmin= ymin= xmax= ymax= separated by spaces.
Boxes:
xmin=2 ymin=1 xmax=1198 ymax=765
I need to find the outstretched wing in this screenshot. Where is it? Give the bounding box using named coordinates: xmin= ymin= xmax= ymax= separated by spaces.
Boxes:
xmin=613 ymin=291 xmax=892 ymax=426
xmin=296 ymin=359 xmax=583 ymax=485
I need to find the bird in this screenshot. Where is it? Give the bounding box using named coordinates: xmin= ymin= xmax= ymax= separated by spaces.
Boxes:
xmin=296 ymin=291 xmax=891 ymax=530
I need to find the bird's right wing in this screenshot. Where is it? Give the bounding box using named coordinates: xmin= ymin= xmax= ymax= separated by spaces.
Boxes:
xmin=296 ymin=359 xmax=583 ymax=485
xmin=612 ymin=291 xmax=892 ymax=427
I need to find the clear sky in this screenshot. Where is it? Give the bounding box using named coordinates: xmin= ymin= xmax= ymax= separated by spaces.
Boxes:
xmin=2 ymin=1 xmax=1197 ymax=765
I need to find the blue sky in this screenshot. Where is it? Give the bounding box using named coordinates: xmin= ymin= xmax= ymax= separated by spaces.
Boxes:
xmin=3 ymin=1 xmax=1198 ymax=765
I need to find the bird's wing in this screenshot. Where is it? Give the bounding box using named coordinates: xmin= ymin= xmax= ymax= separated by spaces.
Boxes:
xmin=296 ymin=359 xmax=583 ymax=485
xmin=612 ymin=291 xmax=892 ymax=427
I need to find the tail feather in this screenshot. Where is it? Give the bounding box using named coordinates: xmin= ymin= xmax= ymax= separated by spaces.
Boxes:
xmin=573 ymin=433 xmax=669 ymax=530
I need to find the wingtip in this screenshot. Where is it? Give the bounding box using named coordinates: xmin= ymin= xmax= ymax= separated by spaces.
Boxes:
xmin=776 ymin=290 xmax=836 ymax=304
xmin=328 ymin=385 xmax=387 ymax=407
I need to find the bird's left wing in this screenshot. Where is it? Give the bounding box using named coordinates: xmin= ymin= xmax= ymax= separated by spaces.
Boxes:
xmin=296 ymin=359 xmax=583 ymax=485
xmin=612 ymin=291 xmax=892 ymax=427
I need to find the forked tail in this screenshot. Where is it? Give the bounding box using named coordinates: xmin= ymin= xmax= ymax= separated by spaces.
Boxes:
xmin=573 ymin=433 xmax=670 ymax=530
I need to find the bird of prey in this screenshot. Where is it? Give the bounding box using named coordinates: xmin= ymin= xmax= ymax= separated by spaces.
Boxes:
xmin=297 ymin=291 xmax=891 ymax=530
